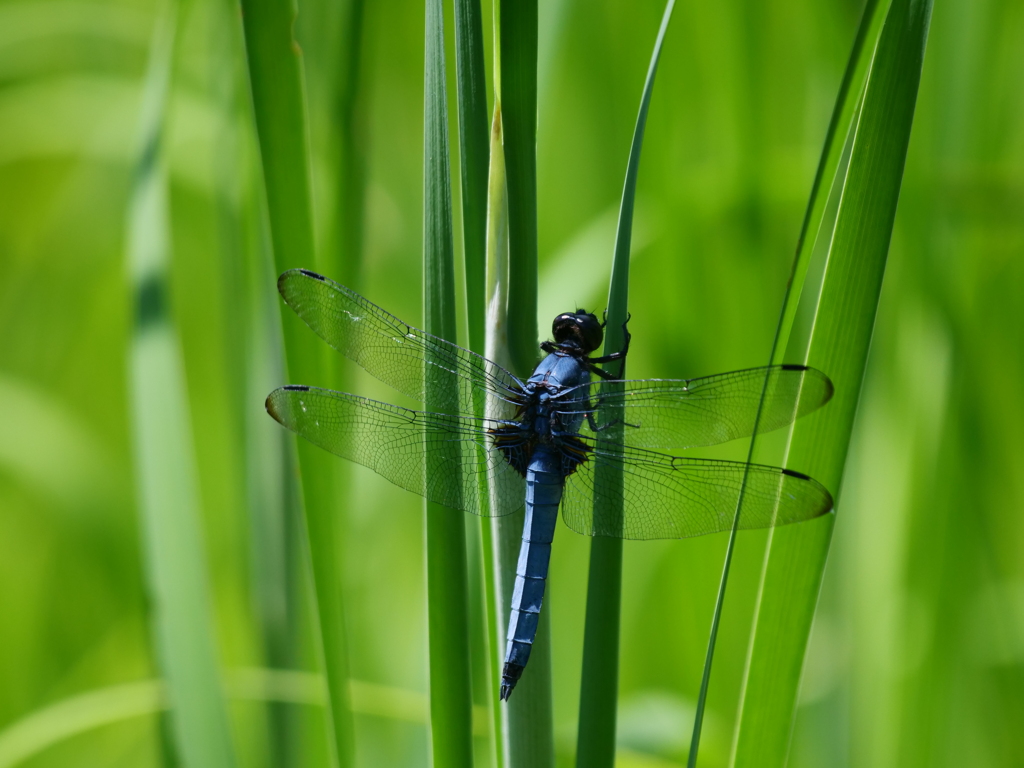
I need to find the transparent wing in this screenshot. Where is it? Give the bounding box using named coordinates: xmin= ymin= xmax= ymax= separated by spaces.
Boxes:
xmin=266 ymin=385 xmax=526 ymax=517
xmin=278 ymin=269 xmax=526 ymax=420
xmin=554 ymin=365 xmax=833 ymax=452
xmin=559 ymin=439 xmax=833 ymax=540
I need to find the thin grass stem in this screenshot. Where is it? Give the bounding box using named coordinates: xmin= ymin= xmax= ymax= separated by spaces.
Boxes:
xmin=575 ymin=4 xmax=675 ymax=767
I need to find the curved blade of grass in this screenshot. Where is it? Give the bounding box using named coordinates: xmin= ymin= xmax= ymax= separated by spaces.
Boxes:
xmin=0 ymin=670 xmax=500 ymax=768
xmin=238 ymin=1 xmax=353 ymax=765
xmin=731 ymin=1 xmax=934 ymax=765
xmin=686 ymin=1 xmax=889 ymax=765
xmin=423 ymin=0 xmax=474 ymax=764
xmin=575 ymin=4 xmax=675 ymax=767
xmin=126 ymin=3 xmax=237 ymax=767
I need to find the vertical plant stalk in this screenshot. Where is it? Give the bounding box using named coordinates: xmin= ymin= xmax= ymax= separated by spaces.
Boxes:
xmin=126 ymin=2 xmax=238 ymax=767
xmin=499 ymin=0 xmax=539 ymax=376
xmin=423 ymin=0 xmax=475 ymax=765
xmin=238 ymin=0 xmax=354 ymax=765
xmin=328 ymin=0 xmax=367 ymax=286
xmin=574 ymin=4 xmax=675 ymax=767
xmin=454 ymin=0 xmax=490 ymax=358
xmin=731 ymin=1 xmax=933 ymax=765
xmin=491 ymin=1 xmax=555 ymax=765
xmin=208 ymin=2 xmax=297 ymax=762
xmin=484 ymin=103 xmax=510 ymax=768
xmin=452 ymin=0 xmax=501 ymax=761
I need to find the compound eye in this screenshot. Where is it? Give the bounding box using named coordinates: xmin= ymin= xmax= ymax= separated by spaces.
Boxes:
xmin=552 ymin=313 xmax=575 ymax=341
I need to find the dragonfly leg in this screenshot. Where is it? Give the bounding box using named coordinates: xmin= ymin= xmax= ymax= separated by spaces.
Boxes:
xmin=588 ymin=415 xmax=640 ymax=433
xmin=587 ymin=314 xmax=632 ymax=376
xmin=581 ymin=406 xmax=641 ymax=435
xmin=581 ymin=386 xmax=639 ymax=434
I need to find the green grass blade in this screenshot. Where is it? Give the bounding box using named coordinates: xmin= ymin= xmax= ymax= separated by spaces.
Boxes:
xmin=785 ymin=0 xmax=888 ymax=299
xmin=294 ymin=0 xmax=366 ymax=284
xmin=325 ymin=0 xmax=367 ymax=285
xmin=732 ymin=1 xmax=934 ymax=765
xmin=499 ymin=0 xmax=539 ymax=377
xmin=491 ymin=2 xmax=556 ymax=765
xmin=423 ymin=0 xmax=475 ymax=764
xmin=238 ymin=1 xmax=353 ymax=765
xmin=685 ymin=3 xmax=889 ymax=765
xmin=574 ymin=4 xmax=675 ymax=767
xmin=774 ymin=0 xmax=890 ymax=356
xmin=206 ymin=4 xmax=298 ymax=763
xmin=126 ymin=3 xmax=237 ymax=767
xmin=454 ymin=0 xmax=489 ymax=357
xmin=452 ymin=0 xmax=502 ymax=761
xmin=484 ymin=103 xmax=510 ymax=768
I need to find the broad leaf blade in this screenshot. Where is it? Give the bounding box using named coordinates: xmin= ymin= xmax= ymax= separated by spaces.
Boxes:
xmin=126 ymin=3 xmax=238 ymax=766
xmin=732 ymin=1 xmax=934 ymax=765
xmin=239 ymin=0 xmax=354 ymax=764
xmin=423 ymin=0 xmax=475 ymax=765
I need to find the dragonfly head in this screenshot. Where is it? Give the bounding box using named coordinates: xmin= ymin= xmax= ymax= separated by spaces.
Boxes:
xmin=552 ymin=309 xmax=603 ymax=354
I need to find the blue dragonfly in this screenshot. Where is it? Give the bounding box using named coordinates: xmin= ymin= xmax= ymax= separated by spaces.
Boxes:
xmin=266 ymin=269 xmax=834 ymax=701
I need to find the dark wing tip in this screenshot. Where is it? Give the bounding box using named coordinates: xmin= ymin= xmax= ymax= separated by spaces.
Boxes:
xmin=282 ymin=384 xmax=311 ymax=391
xmin=277 ymin=268 xmax=326 ymax=297
xmin=821 ymin=371 xmax=835 ymax=403
xmin=782 ymin=468 xmax=836 ymax=517
xmin=806 ymin=366 xmax=836 ymax=406
xmin=789 ymin=364 xmax=836 ymax=407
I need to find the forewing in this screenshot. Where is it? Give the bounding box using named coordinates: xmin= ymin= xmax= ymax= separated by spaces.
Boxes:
xmin=556 ymin=365 xmax=832 ymax=452
xmin=266 ymin=385 xmax=525 ymax=517
xmin=278 ymin=269 xmax=525 ymax=420
xmin=559 ymin=440 xmax=833 ymax=540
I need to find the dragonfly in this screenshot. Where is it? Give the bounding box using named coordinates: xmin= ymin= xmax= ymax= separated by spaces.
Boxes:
xmin=266 ymin=269 xmax=834 ymax=701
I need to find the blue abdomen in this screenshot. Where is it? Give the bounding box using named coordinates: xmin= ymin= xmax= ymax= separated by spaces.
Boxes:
xmin=500 ymin=446 xmax=562 ymax=700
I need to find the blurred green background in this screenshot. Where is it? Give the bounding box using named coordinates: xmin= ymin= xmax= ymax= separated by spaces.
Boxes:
xmin=1 ymin=0 xmax=1022 ymax=766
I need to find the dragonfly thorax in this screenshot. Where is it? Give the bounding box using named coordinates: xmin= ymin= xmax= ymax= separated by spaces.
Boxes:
xmin=525 ymin=352 xmax=591 ymax=405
